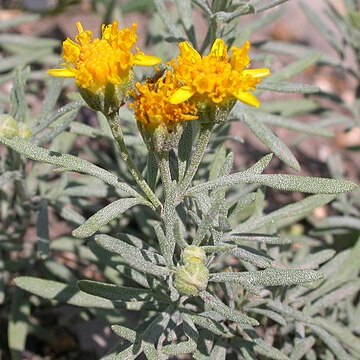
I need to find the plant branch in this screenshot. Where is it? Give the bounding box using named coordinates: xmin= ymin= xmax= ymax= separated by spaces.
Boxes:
xmin=107 ymin=112 xmax=162 ymax=210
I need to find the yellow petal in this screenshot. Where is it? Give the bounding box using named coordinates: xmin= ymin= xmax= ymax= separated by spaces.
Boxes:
xmin=133 ymin=54 xmax=162 ymax=66
xmin=243 ymin=68 xmax=270 ymax=78
xmin=210 ymin=39 xmax=228 ymax=59
xmin=179 ymin=41 xmax=201 ymax=63
xmin=76 ymin=22 xmax=84 ymax=33
xmin=233 ymin=91 xmax=260 ymax=108
xmin=169 ymin=86 xmax=195 ymax=104
xmin=47 ymin=68 xmax=76 ymax=78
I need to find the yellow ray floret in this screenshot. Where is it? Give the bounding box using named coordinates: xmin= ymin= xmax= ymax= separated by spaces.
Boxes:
xmin=170 ymin=39 xmax=270 ymax=108
xmin=48 ymin=21 xmax=161 ymax=93
xmin=130 ymin=71 xmax=198 ymax=132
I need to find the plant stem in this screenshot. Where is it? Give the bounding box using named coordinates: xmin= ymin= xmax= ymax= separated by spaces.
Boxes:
xmin=107 ymin=113 xmax=162 ymax=210
xmin=156 ymin=151 xmax=173 ymax=197
xmin=179 ymin=123 xmax=213 ymax=199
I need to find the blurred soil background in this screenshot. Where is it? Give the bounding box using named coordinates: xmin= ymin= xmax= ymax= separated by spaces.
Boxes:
xmin=0 ymin=0 xmax=359 ymax=358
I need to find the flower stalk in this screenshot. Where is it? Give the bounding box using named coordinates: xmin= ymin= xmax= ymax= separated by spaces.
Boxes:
xmin=178 ymin=122 xmax=214 ymax=200
xmin=107 ymin=112 xmax=162 ymax=210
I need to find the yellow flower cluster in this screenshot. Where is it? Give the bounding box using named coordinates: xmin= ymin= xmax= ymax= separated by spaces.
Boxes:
xmin=169 ymin=39 xmax=270 ymax=108
xmin=48 ymin=21 xmax=270 ymax=132
xmin=48 ymin=22 xmax=161 ymax=93
xmin=130 ymin=71 xmax=198 ymax=131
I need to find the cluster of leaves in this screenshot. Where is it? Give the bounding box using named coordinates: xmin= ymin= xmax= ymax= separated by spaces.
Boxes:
xmin=0 ymin=0 xmax=359 ymax=359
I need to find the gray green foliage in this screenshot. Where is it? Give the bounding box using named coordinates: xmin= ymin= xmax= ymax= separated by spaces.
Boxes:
xmin=1 ymin=1 xmax=359 ymax=359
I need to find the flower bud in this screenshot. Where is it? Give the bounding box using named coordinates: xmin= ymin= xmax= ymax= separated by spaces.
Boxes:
xmin=0 ymin=115 xmax=19 ymax=139
xmin=182 ymin=245 xmax=206 ymax=265
xmin=173 ymin=262 xmax=209 ymax=296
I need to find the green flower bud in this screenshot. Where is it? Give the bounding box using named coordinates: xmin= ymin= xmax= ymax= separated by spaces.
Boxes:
xmin=173 ymin=262 xmax=209 ymax=296
xmin=182 ymin=245 xmax=207 ymax=265
xmin=0 ymin=114 xmax=19 ymax=139
xmin=79 ymin=77 xmax=133 ymax=117
xmin=18 ymin=123 xmax=32 ymax=140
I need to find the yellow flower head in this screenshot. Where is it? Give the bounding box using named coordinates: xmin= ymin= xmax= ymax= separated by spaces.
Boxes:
xmin=48 ymin=21 xmax=161 ymax=93
xmin=170 ymin=39 xmax=270 ymax=108
xmin=130 ymin=71 xmax=198 ymax=132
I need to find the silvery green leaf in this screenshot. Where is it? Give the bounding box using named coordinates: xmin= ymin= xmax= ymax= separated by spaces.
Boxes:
xmin=307 ymin=324 xmax=349 ymax=360
xmin=183 ymin=311 xmax=230 ymax=336
xmin=307 ymin=280 xmax=360 ymax=317
xmin=33 ymin=101 xmax=84 ymax=135
xmin=246 ymin=308 xmax=286 ymax=326
xmin=111 ymin=325 xmax=137 ymax=343
xmin=244 ymin=327 xmax=290 ymax=360
xmin=242 ymin=111 xmax=300 ymax=171
xmin=43 ymin=260 xmax=76 ymax=283
xmin=35 ymin=110 xmax=78 ymax=146
xmin=78 ymin=280 xmax=153 ymax=302
xmin=189 ymin=172 xmax=356 ymax=196
xmin=178 ymin=122 xmax=194 ymax=182
xmin=175 ymin=0 xmax=196 ymax=44
xmin=95 ymin=234 xmax=169 ymax=277
xmin=0 ymin=136 xmax=138 ymax=196
xmin=53 ymin=201 xmax=85 ymax=226
xmin=152 ymin=222 xmax=174 ymax=268
xmin=210 ymin=268 xmax=323 ymax=287
xmin=14 ymin=276 xmax=115 ymax=309
xmin=101 ymin=344 xmax=138 ymax=360
xmin=62 ymin=184 xmax=113 ymax=198
xmin=146 ymin=152 xmax=158 ymax=191
xmin=153 ymin=0 xmax=183 ymax=39
xmin=223 ymin=234 xmax=292 ymax=245
xmin=72 ymin=197 xmax=146 ymax=238
xmin=236 ymin=194 xmax=335 ymax=233
xmin=199 ymin=291 xmax=259 ymax=325
xmin=141 ymin=306 xmax=174 ymax=357
xmin=292 ymin=249 xmax=336 ymax=270
xmin=250 ymin=0 xmax=290 ymax=13
xmin=315 ymin=216 xmax=360 ymax=231
xmin=303 ymin=238 xmax=360 ymax=303
xmin=38 ymin=78 xmax=63 ymax=124
xmin=260 ymin=98 xmax=320 ymax=117
xmin=267 ymin=53 xmax=321 ymax=82
xmin=234 ymin=11 xmax=283 ymax=45
xmin=257 ymin=82 xmax=320 ymax=94
xmin=313 ymin=317 xmax=360 ymax=355
xmin=251 ymin=111 xmax=333 ymax=138
xmin=299 ymin=1 xmax=343 ymax=55
xmin=162 ymin=315 xmax=198 ymax=356
xmin=230 ymin=247 xmax=272 ymax=268
xmin=162 ymin=181 xmax=177 ymax=267
xmin=290 ymin=336 xmax=316 ymax=360
xmin=201 ymin=244 xmax=237 ymax=253
xmin=69 ymin=122 xmax=111 ymax=139
xmin=258 ymin=41 xmax=339 ymax=67
xmin=267 ymin=300 xmax=314 ymax=324
xmin=215 ymin=4 xmax=253 ymax=22
xmin=209 ymin=146 xmax=227 ymax=180
xmin=10 ymin=69 xmax=28 ymax=122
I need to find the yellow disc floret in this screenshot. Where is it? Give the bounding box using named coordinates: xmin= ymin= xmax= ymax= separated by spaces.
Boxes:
xmin=48 ymin=21 xmax=161 ymax=94
xmin=169 ymin=39 xmax=270 ymax=108
xmin=130 ymin=71 xmax=198 ymax=132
